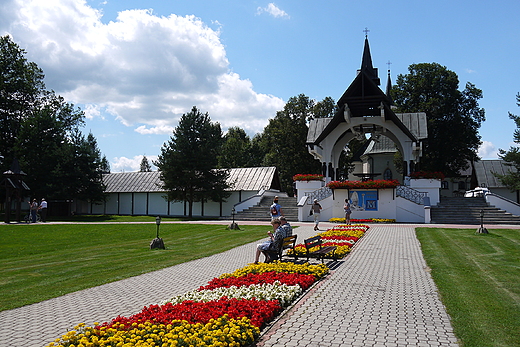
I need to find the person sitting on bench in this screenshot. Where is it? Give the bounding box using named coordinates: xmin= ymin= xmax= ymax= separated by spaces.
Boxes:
xmin=254 ymin=218 xmax=291 ymax=264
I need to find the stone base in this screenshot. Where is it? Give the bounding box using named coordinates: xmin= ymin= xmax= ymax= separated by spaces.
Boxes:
xmin=150 ymin=237 xmax=165 ymax=249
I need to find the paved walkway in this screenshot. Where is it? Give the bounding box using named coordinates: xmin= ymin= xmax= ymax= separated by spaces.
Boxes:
xmin=1 ymin=223 xmax=461 ymax=347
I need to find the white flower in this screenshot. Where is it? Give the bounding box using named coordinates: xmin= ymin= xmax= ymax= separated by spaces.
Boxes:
xmin=165 ymin=281 xmax=302 ymax=306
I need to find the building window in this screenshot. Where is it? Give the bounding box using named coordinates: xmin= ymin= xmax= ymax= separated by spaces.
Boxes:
xmin=383 ymin=168 xmax=392 ymax=180
xmin=458 ymin=181 xmax=466 ymax=191
xmin=441 ymin=181 xmax=449 ymax=189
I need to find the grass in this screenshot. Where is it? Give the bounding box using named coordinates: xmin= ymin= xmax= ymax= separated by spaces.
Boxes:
xmin=0 ymin=222 xmax=268 ymax=311
xmin=416 ymin=228 xmax=520 ymax=347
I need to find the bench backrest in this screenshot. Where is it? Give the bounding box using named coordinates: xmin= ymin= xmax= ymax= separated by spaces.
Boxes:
xmin=281 ymin=235 xmax=297 ymax=251
xmin=304 ymin=235 xmax=322 ymax=250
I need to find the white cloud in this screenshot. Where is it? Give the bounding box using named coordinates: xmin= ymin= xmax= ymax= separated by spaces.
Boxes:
xmin=1 ymin=0 xmax=284 ymax=135
xmin=135 ymin=124 xmax=174 ymax=135
xmin=478 ymin=141 xmax=498 ymax=159
xmin=112 ymin=155 xmax=158 ymax=172
xmin=257 ymin=3 xmax=290 ymax=18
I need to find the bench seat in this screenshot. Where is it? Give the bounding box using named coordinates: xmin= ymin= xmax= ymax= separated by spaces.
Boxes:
xmin=304 ymin=236 xmax=337 ymax=263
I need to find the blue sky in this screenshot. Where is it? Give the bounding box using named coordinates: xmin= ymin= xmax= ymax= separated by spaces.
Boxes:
xmin=1 ymin=0 xmax=519 ymax=172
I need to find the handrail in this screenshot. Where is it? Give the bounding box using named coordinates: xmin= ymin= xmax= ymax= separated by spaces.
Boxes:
xmin=304 ymin=186 xmax=333 ymax=204
xmin=396 ymin=185 xmax=427 ymax=205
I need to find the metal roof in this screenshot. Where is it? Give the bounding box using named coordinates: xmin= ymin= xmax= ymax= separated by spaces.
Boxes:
xmin=395 ymin=113 xmax=428 ymax=140
xmin=104 ymin=171 xmax=163 ymax=193
xmin=362 ymin=135 xmax=397 ymax=156
xmin=103 ymin=167 xmax=278 ymax=193
xmin=474 ymin=160 xmax=517 ymax=188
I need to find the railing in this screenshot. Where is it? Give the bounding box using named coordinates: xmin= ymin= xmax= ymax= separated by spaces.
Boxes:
xmin=304 ymin=186 xmax=333 ymax=204
xmin=396 ymin=185 xmax=428 ymax=205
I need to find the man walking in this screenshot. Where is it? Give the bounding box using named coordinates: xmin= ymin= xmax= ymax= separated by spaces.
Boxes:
xmin=39 ymin=198 xmax=48 ymax=222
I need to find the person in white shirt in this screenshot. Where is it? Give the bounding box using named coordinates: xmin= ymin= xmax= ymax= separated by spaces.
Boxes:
xmin=39 ymin=198 xmax=48 ymax=222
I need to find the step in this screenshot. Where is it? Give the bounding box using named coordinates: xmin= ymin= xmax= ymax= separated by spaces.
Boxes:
xmin=431 ymin=197 xmax=520 ymax=224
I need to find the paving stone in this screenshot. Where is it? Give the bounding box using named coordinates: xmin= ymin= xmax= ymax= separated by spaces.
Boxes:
xmin=1 ymin=222 xmax=467 ymax=347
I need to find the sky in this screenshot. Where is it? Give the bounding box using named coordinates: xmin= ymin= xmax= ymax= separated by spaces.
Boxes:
xmin=1 ymin=0 xmax=519 ymax=172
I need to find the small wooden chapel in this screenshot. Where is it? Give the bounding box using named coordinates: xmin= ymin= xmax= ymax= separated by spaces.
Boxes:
xmin=306 ymin=35 xmax=428 ymax=183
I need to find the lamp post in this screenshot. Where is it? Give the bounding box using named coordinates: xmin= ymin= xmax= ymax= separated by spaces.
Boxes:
xmin=229 ymin=207 xmax=240 ymax=230
xmin=156 ymin=215 xmax=161 ymax=238
xmin=477 ymin=209 xmax=489 ymax=234
xmin=150 ymin=215 xmax=165 ymax=249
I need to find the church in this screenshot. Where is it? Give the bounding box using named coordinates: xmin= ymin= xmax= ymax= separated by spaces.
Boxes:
xmin=306 ymin=34 xmax=427 ymax=184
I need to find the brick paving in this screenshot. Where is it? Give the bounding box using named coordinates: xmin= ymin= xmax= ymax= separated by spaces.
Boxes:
xmin=0 ymin=223 xmax=463 ymax=347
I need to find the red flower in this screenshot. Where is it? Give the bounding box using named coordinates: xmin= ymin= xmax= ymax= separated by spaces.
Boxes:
xmin=327 ymin=179 xmax=400 ymax=189
xmin=100 ymin=298 xmax=282 ymax=329
xmin=293 ymin=174 xmax=324 ymax=181
xmin=200 ymin=271 xmax=316 ymax=291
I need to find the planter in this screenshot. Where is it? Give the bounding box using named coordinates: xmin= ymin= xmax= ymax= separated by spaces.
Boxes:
xmin=296 ymin=180 xmax=324 ymax=190
xmin=409 ymin=178 xmax=441 ymax=189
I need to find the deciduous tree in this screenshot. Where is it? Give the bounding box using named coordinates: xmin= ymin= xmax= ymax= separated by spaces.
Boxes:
xmin=1 ymin=35 xmax=107 ymax=204
xmin=218 ymin=127 xmax=252 ymax=168
xmin=392 ymin=63 xmax=485 ymax=176
xmin=260 ymin=94 xmax=322 ymax=195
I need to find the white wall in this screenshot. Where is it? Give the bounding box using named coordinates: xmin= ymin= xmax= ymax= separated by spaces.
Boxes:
xmin=83 ymin=189 xmax=259 ymax=217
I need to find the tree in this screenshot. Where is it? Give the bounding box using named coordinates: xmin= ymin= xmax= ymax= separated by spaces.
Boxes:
xmin=495 ymin=93 xmax=520 ymax=190
xmin=260 ymin=94 xmax=322 ymax=195
xmin=53 ymin=131 xmax=107 ymax=203
xmin=0 ymin=35 xmax=46 ymax=169
xmin=1 ymin=35 xmax=107 ymax=204
xmin=14 ymin=92 xmax=86 ymax=198
xmin=312 ymin=96 xmax=337 ymax=119
xmin=392 ymin=63 xmax=485 ymax=176
xmin=139 ymin=155 xmax=152 ymax=172
xmin=217 ymin=127 xmax=252 ymax=168
xmin=155 ymin=106 xmax=230 ymax=217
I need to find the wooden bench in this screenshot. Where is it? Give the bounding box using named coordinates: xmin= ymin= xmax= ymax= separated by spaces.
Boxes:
xmin=264 ymin=235 xmax=298 ymax=262
xmin=304 ymin=236 xmax=337 ymax=263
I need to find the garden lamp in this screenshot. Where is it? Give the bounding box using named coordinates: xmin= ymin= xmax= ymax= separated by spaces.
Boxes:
xmin=155 ymin=215 xmax=161 ymax=238
xmin=229 ymin=207 xmax=240 ymax=230
xmin=150 ymin=215 xmax=165 ymax=249
xmin=477 ymin=209 xmax=488 ymax=234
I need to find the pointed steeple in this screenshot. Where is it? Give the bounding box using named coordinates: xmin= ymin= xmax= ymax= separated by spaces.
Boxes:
xmin=357 ymin=30 xmax=380 ymax=86
xmin=386 ymin=63 xmax=394 ymax=105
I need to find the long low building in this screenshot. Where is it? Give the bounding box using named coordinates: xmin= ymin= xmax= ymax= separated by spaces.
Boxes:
xmin=74 ymin=167 xmax=282 ymax=217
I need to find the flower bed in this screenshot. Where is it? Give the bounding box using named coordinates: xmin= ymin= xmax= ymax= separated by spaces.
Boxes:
xmin=327 ymin=179 xmax=399 ymax=189
xmin=292 ymin=173 xmax=324 ymax=181
xmin=286 ymin=224 xmax=368 ymax=259
xmin=329 ymin=217 xmax=396 ymax=223
xmin=48 ymin=262 xmax=329 ymax=347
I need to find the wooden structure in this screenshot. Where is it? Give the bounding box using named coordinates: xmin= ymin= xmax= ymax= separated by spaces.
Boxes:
xmin=2 ymin=159 xmax=30 ymax=223
xmin=306 ymin=35 xmax=428 ymax=182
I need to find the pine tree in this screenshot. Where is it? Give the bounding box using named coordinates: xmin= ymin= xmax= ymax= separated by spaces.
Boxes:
xmin=139 ymin=155 xmax=152 ymax=172
xmin=155 ymin=106 xmax=230 ymax=217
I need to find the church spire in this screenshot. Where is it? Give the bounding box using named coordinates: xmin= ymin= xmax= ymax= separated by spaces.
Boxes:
xmin=386 ymin=61 xmax=394 ymax=105
xmin=358 ymin=28 xmax=380 ymax=86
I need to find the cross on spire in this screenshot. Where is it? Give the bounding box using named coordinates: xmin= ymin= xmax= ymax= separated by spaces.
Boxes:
xmin=363 ymin=27 xmax=370 ymax=37
xmin=387 ymin=60 xmax=392 ymax=73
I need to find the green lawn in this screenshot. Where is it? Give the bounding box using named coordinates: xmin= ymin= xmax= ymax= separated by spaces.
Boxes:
xmin=0 ymin=222 xmax=268 ymax=311
xmin=416 ymin=228 xmax=520 ymax=347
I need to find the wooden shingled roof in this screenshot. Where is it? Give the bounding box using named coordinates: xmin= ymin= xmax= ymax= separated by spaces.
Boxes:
xmin=103 ymin=167 xmax=280 ymax=193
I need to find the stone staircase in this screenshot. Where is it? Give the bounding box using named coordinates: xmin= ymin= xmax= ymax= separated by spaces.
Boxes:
xmin=234 ymin=196 xmax=299 ymax=222
xmin=430 ymin=197 xmax=520 ymax=225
